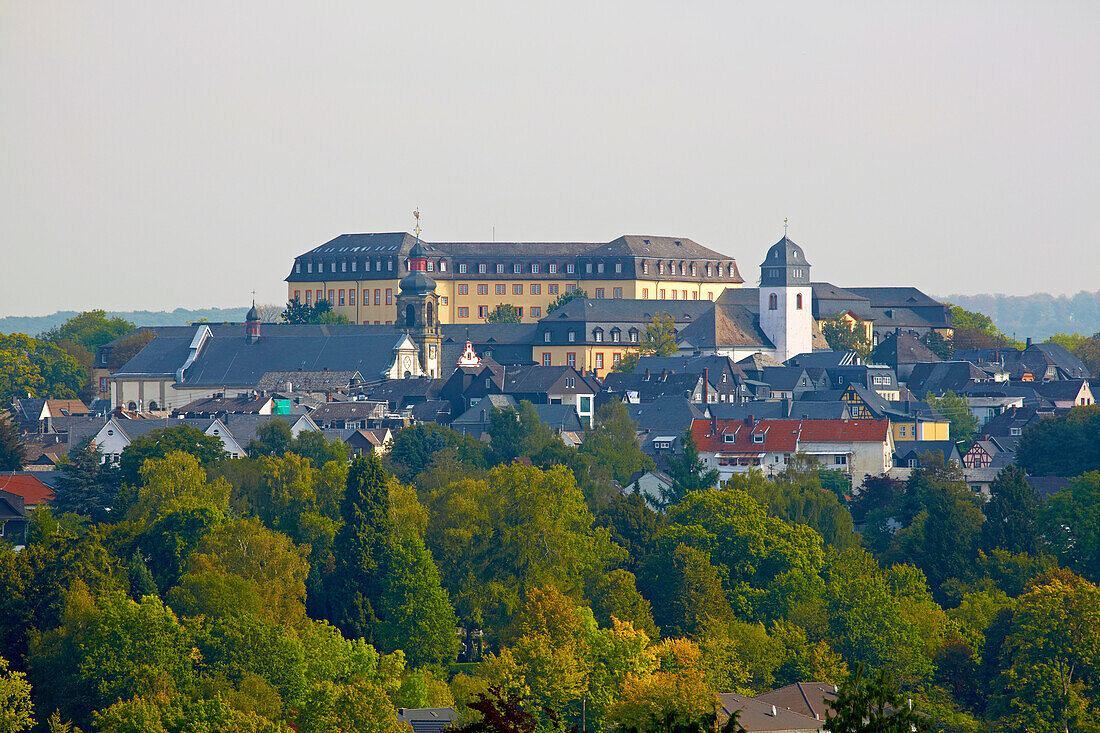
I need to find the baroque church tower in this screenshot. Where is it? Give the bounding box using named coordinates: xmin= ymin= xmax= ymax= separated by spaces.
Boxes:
xmin=758 ymin=230 xmax=813 ymax=363
xmin=395 ymin=212 xmax=442 ymax=377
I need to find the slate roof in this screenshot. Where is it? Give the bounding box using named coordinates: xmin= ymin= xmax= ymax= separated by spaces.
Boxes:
xmin=501 ymin=365 xmax=597 ymax=395
xmin=707 ymin=401 xmax=852 ymax=421
xmin=531 ymin=403 xmax=584 ymax=432
xmin=218 ymin=414 xmax=319 ymax=448
xmin=175 ymin=395 xmax=271 ymax=416
xmin=894 ymin=440 xmax=961 ymax=464
xmin=257 ymin=370 xmax=364 ymax=392
xmin=439 ymin=324 xmax=537 ymax=368
xmin=753 ymin=682 xmax=838 ymax=723
xmin=366 ymin=378 xmax=445 ymax=409
xmin=717 ymin=691 xmax=824 ymax=731
xmin=675 ymin=303 xmax=773 ymax=349
xmin=760 ymin=367 xmax=814 ymax=393
xmin=543 ymin=298 xmax=713 ymax=324
xmin=633 ymin=355 xmax=745 ymax=379
xmin=112 ymin=324 xmax=410 ymax=387
xmin=452 ymin=395 xmax=518 ymax=425
xmin=408 ymin=401 xmax=453 ymax=424
xmin=1033 ymin=379 xmax=1089 ymax=401
xmin=870 ymin=332 xmax=941 ymax=366
xmin=787 ymin=351 xmax=859 ymax=369
xmin=602 ymin=372 xmax=705 ymax=401
xmin=395 ymin=707 xmax=459 ymax=733
xmin=626 ymin=396 xmax=707 ymax=434
xmin=309 ymin=401 xmax=388 ymax=424
xmin=906 ymin=361 xmax=990 ymax=396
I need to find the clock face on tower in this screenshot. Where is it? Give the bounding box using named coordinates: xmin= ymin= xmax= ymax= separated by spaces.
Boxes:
xmin=402 ymin=355 xmax=412 ymax=370
xmin=429 ymin=345 xmax=437 ymax=358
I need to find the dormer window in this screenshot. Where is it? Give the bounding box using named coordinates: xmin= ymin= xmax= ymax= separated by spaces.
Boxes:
xmin=544 ymin=331 xmax=552 ymax=343
xmin=341 ymin=261 xmax=347 ymax=272
xmin=440 ymin=260 xmax=447 ymax=271
xmin=658 ymin=263 xmax=664 ymax=275
xmin=365 ymin=260 xmax=371 ymax=271
xmin=586 ymin=263 xmax=593 ymax=273
xmin=723 ymin=433 xmax=735 ymax=444
xmin=351 ymin=261 xmax=357 ymax=272
xmin=690 ymin=264 xmax=697 ymax=276
xmin=611 ymin=328 xmax=621 ymax=343
xmin=295 ymin=262 xmax=302 ymax=273
xmin=497 ymin=264 xmax=505 ymax=274
xmin=387 ymin=260 xmax=393 ymax=271
xmin=567 ymin=263 xmax=575 ymax=274
xmin=459 ymin=263 xmax=467 ymax=273
xmin=426 ymin=261 xmax=435 ymax=272
xmin=643 ymin=261 xmax=649 ymax=274
xmin=706 ymin=264 xmax=712 ymax=276
xmin=568 ymin=330 xmax=576 ymax=343
xmin=479 ymin=263 xmax=487 ymax=273
xmin=753 ymin=433 xmax=765 ymax=444
xmin=331 ymin=262 xmax=337 ymax=273
xmin=532 ymin=263 xmax=540 ymax=274
xmin=717 ymin=264 xmax=723 ymax=277
xmin=629 ymin=328 xmax=639 ymax=343
xmin=593 ymin=328 xmax=603 ymax=343
xmin=549 ymin=264 xmax=557 ymax=274
xmin=513 ymin=263 xmax=522 ymax=274
xmin=596 ymin=262 xmax=604 ymax=274
xmin=306 ymin=262 xmax=313 ymax=273
xmin=614 ymin=262 xmax=622 ymax=273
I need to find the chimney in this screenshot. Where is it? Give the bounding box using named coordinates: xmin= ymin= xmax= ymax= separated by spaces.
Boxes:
xmin=702 ymin=368 xmax=709 ymax=404
xmin=1026 ymin=337 xmax=1032 ymax=348
xmin=645 ymin=368 xmax=651 ymax=380
xmin=710 ymin=414 xmax=717 ymax=435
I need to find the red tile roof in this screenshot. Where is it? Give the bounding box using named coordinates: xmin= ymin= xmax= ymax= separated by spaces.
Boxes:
xmin=0 ymin=474 xmax=54 ymax=506
xmin=692 ymin=417 xmax=890 ymax=454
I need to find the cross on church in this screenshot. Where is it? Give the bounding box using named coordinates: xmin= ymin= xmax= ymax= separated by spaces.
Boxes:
xmin=784 ymin=218 xmax=789 ymax=237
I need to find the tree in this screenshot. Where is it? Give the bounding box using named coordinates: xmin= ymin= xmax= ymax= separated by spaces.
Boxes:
xmin=643 ymin=312 xmax=678 ymax=357
xmin=375 ymin=534 xmax=460 ymax=666
xmin=596 ymin=493 xmax=662 ymax=572
xmin=581 ymin=402 xmax=655 ymax=485
xmin=0 ymin=415 xmax=24 ymax=472
xmin=921 ymin=330 xmax=954 ymax=360
xmin=1043 ymin=472 xmax=1100 ymax=583
xmin=1016 ymin=405 xmax=1100 ymax=477
xmin=0 ymin=654 xmax=34 ymax=733
xmin=586 ymin=568 xmax=659 ymax=638
xmin=118 ymin=425 xmax=227 ymax=490
xmin=823 ymin=663 xmax=930 ymax=732
xmin=40 ymin=310 xmax=136 ymax=355
xmin=981 ymin=466 xmax=1041 ymax=555
xmin=986 ymin=572 xmax=1100 ymax=732
xmin=0 ymin=334 xmax=86 ymax=402
xmin=328 ymin=454 xmax=395 ymax=642
xmin=546 ymin=288 xmax=589 ymax=315
xmin=485 ymin=305 xmax=522 ymax=324
xmin=640 ymin=543 xmax=733 ymax=637
xmin=386 ymin=423 xmax=489 ymax=482
xmin=948 ymin=305 xmax=1021 ymax=350
xmin=281 ymin=299 xmax=351 ymax=325
xmin=821 ymin=316 xmax=872 ymax=359
xmin=50 ymin=440 xmax=120 ymax=523
xmin=662 ymin=428 xmax=719 ymax=506
xmin=925 ymin=390 xmax=979 ymax=447
xmin=247 ymin=419 xmax=295 ymax=458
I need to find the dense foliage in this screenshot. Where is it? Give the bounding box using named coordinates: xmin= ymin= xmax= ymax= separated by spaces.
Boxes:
xmin=0 ymin=411 xmax=1098 ymax=732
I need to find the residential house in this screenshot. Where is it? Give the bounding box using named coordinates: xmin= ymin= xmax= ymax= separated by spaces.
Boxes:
xmin=395 ymin=707 xmax=459 ymax=733
xmin=342 ymin=428 xmax=392 ymax=456
xmin=894 ymin=441 xmax=961 ymax=469
xmin=825 ymin=365 xmax=900 ymax=401
xmin=752 ymin=682 xmax=838 ymax=725
xmin=309 ymin=401 xmax=388 ymax=429
xmin=625 ymin=470 xmax=674 ymax=509
xmin=173 ymin=393 xmax=275 ymax=418
xmin=869 ymin=331 xmax=942 ymax=382
xmin=627 ymin=396 xmax=708 ymax=461
xmin=906 ymin=361 xmax=992 ymax=397
xmin=1033 ymin=379 xmax=1094 ymax=409
xmin=716 ymin=692 xmax=823 ymax=732
xmin=0 ymin=491 xmax=27 ymax=544
xmin=497 ymin=365 xmax=599 ymax=426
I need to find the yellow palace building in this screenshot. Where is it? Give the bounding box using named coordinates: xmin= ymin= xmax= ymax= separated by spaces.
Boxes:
xmin=285 ymin=232 xmax=745 ymax=325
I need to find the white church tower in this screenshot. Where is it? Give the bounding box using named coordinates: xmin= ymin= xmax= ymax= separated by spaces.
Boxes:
xmin=758 ymin=231 xmax=813 ymax=363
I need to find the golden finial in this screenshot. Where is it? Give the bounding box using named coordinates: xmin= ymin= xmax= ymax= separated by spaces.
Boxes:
xmin=783 ymin=218 xmax=789 ymax=237
xmin=413 ymin=209 xmax=421 ymax=241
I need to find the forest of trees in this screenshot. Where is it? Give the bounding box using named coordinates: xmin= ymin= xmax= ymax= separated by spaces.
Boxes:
xmin=946 ymin=290 xmax=1100 ymax=342
xmin=2 ymin=402 xmax=1099 ymax=733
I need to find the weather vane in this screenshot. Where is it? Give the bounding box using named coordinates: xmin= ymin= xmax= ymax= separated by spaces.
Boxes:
xmin=413 ymin=208 xmax=421 ymax=242
xmin=783 ymin=218 xmax=789 ymax=237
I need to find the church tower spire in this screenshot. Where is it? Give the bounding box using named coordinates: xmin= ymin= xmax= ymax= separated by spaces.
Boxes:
xmin=758 ymin=225 xmax=813 ymax=362
xmin=395 ymin=209 xmax=442 ymax=377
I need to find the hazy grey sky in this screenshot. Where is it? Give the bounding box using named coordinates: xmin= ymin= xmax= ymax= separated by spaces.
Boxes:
xmin=2 ymin=1 xmax=1097 ymax=316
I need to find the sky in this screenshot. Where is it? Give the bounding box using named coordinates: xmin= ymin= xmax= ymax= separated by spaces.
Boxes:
xmin=2 ymin=1 xmax=1097 ymax=316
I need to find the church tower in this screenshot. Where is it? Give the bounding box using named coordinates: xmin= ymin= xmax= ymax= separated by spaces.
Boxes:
xmin=758 ymin=229 xmax=813 ymax=363
xmin=395 ymin=211 xmax=442 ymax=377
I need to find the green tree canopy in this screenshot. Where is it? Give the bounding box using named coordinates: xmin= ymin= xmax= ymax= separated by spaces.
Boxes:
xmin=981 ymin=465 xmax=1042 ymax=556
xmin=118 ymin=425 xmax=227 ymax=490
xmin=0 ymin=415 xmax=26 ymax=472
xmin=948 ymin=304 xmax=1022 ymax=350
xmin=40 ymin=310 xmax=135 ymax=355
xmin=821 ymin=315 xmax=872 ymax=359
xmin=662 ymin=428 xmax=719 ymax=506
xmin=51 ymin=440 xmax=121 ymax=523
xmin=0 ymin=333 xmax=86 ymax=402
xmin=581 ymin=402 xmax=655 ymax=486
xmin=485 ymin=304 xmax=522 ymax=324
xmin=1016 ymin=405 xmax=1100 ymax=477
xmin=823 ymin=662 xmax=930 ymax=732
xmin=1042 ymin=471 xmax=1100 ymax=583
xmin=925 ymin=390 xmax=979 ymax=447
xmin=546 ymin=288 xmax=589 ymax=314
xmin=281 ymin=299 xmax=351 ymax=325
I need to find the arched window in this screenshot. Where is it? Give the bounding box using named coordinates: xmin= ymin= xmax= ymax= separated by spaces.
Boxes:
xmin=426 ymin=302 xmax=434 ymax=327
xmin=148 ymin=401 xmax=159 ymax=411
xmin=405 ymin=304 xmax=417 ymax=327
xmin=796 ymin=293 xmax=803 ymax=310
xmin=769 ymin=293 xmax=778 ymax=310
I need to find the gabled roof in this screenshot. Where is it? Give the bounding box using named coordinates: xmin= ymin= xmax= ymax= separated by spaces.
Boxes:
xmin=542 ymin=298 xmax=713 ymax=324
xmin=0 ymin=473 xmax=54 ymax=506
xmin=257 ymin=370 xmax=363 ymax=392
xmin=633 ymin=355 xmax=745 ymax=379
xmin=906 ymin=361 xmax=989 ymax=396
xmin=760 ymin=367 xmax=812 ymax=392
xmin=627 ymin=396 xmax=706 ymax=434
xmin=717 ymin=692 xmax=823 ymax=732
xmin=753 ymin=682 xmax=838 ymax=722
xmin=894 ymin=440 xmax=960 ymax=463
xmin=396 ymin=707 xmax=459 ymax=733
xmin=870 ymin=332 xmax=941 ymax=366
xmin=692 ymin=418 xmax=802 ymax=454
xmin=501 ymin=365 xmax=596 ymax=394
xmin=1033 ymin=380 xmax=1089 ymax=400
xmin=796 ymin=419 xmax=891 ymax=442
xmin=675 ymin=303 xmax=772 ymax=349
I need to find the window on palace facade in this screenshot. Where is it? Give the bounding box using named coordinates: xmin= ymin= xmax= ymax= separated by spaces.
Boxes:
xmin=595 ymin=288 xmax=605 ymax=298
xmin=567 ymin=352 xmax=576 ymax=367
xmin=478 ymin=284 xmax=488 ymax=295
xmin=479 ymin=305 xmax=489 ymax=318
xmin=296 ymin=262 xmax=301 ymax=273
xmin=458 ymin=307 xmax=469 ymax=318
xmin=566 ymin=284 xmax=577 ymax=293
xmin=597 ymin=262 xmax=604 ymax=274
xmin=342 ymin=261 xmax=347 ymax=272
xmin=549 ymin=284 xmax=559 ymax=294
xmin=306 ymin=262 xmax=312 ymax=273
xmin=611 ymin=328 xmax=621 ymax=342
xmin=567 ymin=263 xmax=575 ymax=274
xmin=543 ymin=353 xmax=552 ymax=366
xmin=496 ymin=263 xmax=505 ymax=274
xmin=479 ymin=263 xmax=487 ymax=273
xmin=544 ymin=331 xmax=552 ymax=342
xmin=513 ymin=284 xmax=522 ymax=295
xmin=513 ymin=263 xmax=521 ymax=274
xmin=595 ymin=353 xmax=603 ymax=369
xmin=459 ymin=284 xmax=468 ymax=295
xmin=549 ymin=263 xmax=557 ymax=274
xmin=568 ymin=330 xmax=576 ymax=343
xmin=459 ymin=263 xmax=467 ymax=273
xmin=641 ymin=288 xmax=648 ymax=298
xmin=426 ymin=261 xmax=434 ymax=271
xmin=531 ymin=284 xmax=540 ymax=294
xmin=331 ymin=262 xmax=336 ymax=273
xmin=593 ymin=329 xmax=603 ymax=342
xmin=643 ymin=261 xmax=649 ymax=274
xmin=496 ymin=284 xmax=506 ymax=295
xmin=532 ymin=263 xmax=539 ymax=273
xmin=613 ymin=287 xmax=622 ymax=299
xmin=586 ymin=263 xmax=593 ymax=273
xmin=531 ymin=306 xmax=541 ymax=317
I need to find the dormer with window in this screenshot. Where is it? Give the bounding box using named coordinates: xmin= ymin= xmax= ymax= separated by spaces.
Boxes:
xmin=459 ymin=263 xmax=468 ymax=273
xmin=629 ymin=328 xmax=639 ymax=343
xmin=690 ymin=263 xmax=697 ymax=276
xmin=615 ymin=262 xmax=622 ymax=273
xmin=479 ymin=263 xmax=487 ymax=273
xmin=752 ymin=433 xmax=765 ymax=444
xmin=586 ymin=263 xmax=593 ymax=274
xmin=513 ymin=263 xmax=522 ymax=274
xmin=544 ymin=331 xmax=552 ymax=343
xmin=597 ymin=262 xmax=605 ymax=274
xmin=610 ymin=328 xmax=621 ymax=343
xmin=568 ymin=330 xmax=576 ymax=343
xmin=658 ymin=262 xmax=664 ymax=275
xmin=723 ymin=433 xmax=735 ymax=444
xmin=642 ymin=261 xmax=650 ymax=274
xmin=496 ymin=263 xmax=505 ymax=274
xmin=593 ymin=328 xmax=603 ymax=343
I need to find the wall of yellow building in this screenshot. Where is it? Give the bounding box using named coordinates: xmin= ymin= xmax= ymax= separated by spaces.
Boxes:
xmin=288 ymin=279 xmax=742 ymax=325
xmin=892 ymin=421 xmax=951 ymax=442
xmin=535 ymin=344 xmax=634 ymax=378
